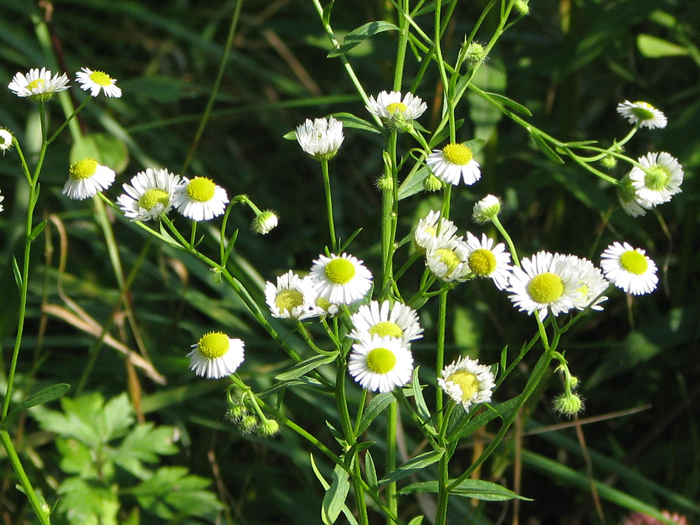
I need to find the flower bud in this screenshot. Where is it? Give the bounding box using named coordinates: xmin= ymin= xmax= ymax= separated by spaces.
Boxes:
xmin=553 ymin=392 xmax=584 ymax=417
xmin=423 ymin=173 xmax=443 ymax=192
xmin=257 ymin=418 xmax=280 ymax=437
xmin=252 ymin=210 xmax=279 ymax=235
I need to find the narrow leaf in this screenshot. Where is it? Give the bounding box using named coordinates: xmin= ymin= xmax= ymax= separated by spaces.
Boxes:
xmin=322 ymin=464 xmax=351 ymax=524
xmin=12 ymin=256 xmax=22 ymax=288
xmin=481 ymin=92 xmax=532 ymax=116
xmin=365 ymin=451 xmax=378 ymax=492
xmin=28 ymin=220 xmax=48 ymax=242
xmin=275 ymin=354 xmax=336 ymax=381
xmin=0 ymin=383 xmax=71 ymax=430
xmin=411 ymin=367 xmax=431 ymax=425
xmin=398 ymin=479 xmax=531 ymax=501
xmin=327 ymin=21 xmax=399 ymax=58
xmin=397 ymin=166 xmax=429 ymax=201
xmin=447 ymin=396 xmax=521 ymax=442
xmin=379 ymin=450 xmax=443 ymax=485
xmin=333 ymin=112 xmax=382 ymax=134
xmin=530 ymin=132 xmax=564 ymax=164
xmin=408 ymin=517 xmax=425 ymax=525
xmin=356 ymin=392 xmax=394 ymax=435
xmin=637 ymin=34 xmax=689 ymax=58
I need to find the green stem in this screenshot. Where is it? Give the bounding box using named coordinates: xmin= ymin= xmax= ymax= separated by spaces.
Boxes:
xmin=386 ymin=400 xmax=398 ymax=525
xmin=381 ymin=132 xmax=398 ymax=299
xmin=435 ymin=290 xmax=448 ymax=427
xmin=392 ymin=0 xmax=410 ymax=91
xmin=320 ymin=160 xmax=338 ymax=252
xmin=46 ymin=97 xmax=91 ymax=145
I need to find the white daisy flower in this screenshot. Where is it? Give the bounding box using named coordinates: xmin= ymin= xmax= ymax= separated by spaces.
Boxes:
xmin=506 ymin=251 xmax=580 ymax=320
xmin=438 ymin=356 xmax=495 ymax=411
xmin=464 ymin=232 xmax=512 ymax=290
xmin=600 ymin=242 xmax=658 ymax=295
xmin=187 ymin=331 xmax=244 ymax=379
xmin=561 ymin=255 xmax=609 ymax=311
xmin=617 ymin=174 xmax=654 ymax=218
xmin=426 ymin=143 xmax=481 ymax=186
xmin=8 ymin=67 xmax=69 ymax=102
xmin=425 ymin=236 xmax=471 ymax=282
xmin=116 ymin=168 xmax=182 ymax=221
xmin=251 ymin=210 xmax=278 ymax=235
xmin=265 ymin=270 xmax=318 ymax=321
xmin=309 ymin=252 xmax=373 ymax=305
xmin=348 ymin=336 xmax=414 ymax=393
xmin=0 ymin=129 xmax=14 ymax=154
xmin=348 ymin=301 xmax=423 ymax=347
xmin=628 ymin=152 xmax=683 ymax=206
xmin=62 ymin=158 xmax=116 ymax=200
xmin=0 ymin=191 xmax=4 ymax=213
xmin=472 ymin=194 xmax=501 ymax=224
xmin=295 ymin=116 xmax=344 ymax=161
xmin=301 ymin=275 xmax=339 ymax=317
xmin=616 ymin=100 xmax=667 ymax=129
xmin=366 ymin=90 xmax=427 ymax=131
xmin=75 ymin=67 xmax=122 ymax=98
xmin=172 ymin=176 xmax=229 ymax=221
xmin=414 ymin=210 xmax=459 ymax=251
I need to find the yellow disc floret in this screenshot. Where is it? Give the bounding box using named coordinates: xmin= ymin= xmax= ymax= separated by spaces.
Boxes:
xmin=468 ymin=248 xmax=497 ymax=277
xmin=325 ymin=258 xmax=356 ymax=284
xmin=620 ymin=250 xmax=648 ymax=275
xmin=446 ymin=370 xmax=479 ymax=400
xmin=366 ymin=347 xmax=397 ymax=374
xmin=442 ymin=143 xmax=473 ymax=166
xmin=386 ymin=102 xmax=407 ymax=114
xmin=138 ymin=188 xmax=170 ymax=211
xmin=369 ymin=321 xmax=403 ymax=339
xmin=527 ymin=272 xmax=564 ymax=304
xmin=69 ymin=158 xmax=98 ymax=180
xmin=435 ymin=248 xmax=461 ymax=276
xmin=197 ymin=332 xmax=230 ymax=359
xmin=275 ymin=289 xmax=304 ymax=314
xmin=89 ymin=71 xmax=112 ymax=86
xmin=186 ymin=177 xmax=216 ymax=202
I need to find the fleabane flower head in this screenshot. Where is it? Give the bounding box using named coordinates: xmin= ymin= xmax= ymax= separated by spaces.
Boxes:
xmin=506 ymin=251 xmax=580 ymax=320
xmin=472 ymin=194 xmax=501 ymax=224
xmin=616 ymin=100 xmax=667 ymax=130
xmin=63 ymin=158 xmax=116 ymax=200
xmin=116 ymin=168 xmax=182 ymax=221
xmin=600 ymin=242 xmax=658 ymax=295
xmin=172 ymin=176 xmax=229 ymax=221
xmin=562 ymin=255 xmax=609 ymax=311
xmin=425 ymin=236 xmax=471 ymax=282
xmin=265 ymin=270 xmax=318 ymax=321
xmin=309 ymin=252 xmax=373 ymax=305
xmin=348 ymin=336 xmax=414 ymax=393
xmin=617 ymin=174 xmax=653 ymax=218
xmin=301 ymin=275 xmax=339 ymax=317
xmin=76 ymin=67 xmax=122 ymax=98
xmin=188 ymin=331 xmax=244 ymax=379
xmin=349 ymin=301 xmax=423 ymax=347
xmin=295 ymin=116 xmax=344 ymax=161
xmin=0 ymin=129 xmax=14 ymax=154
xmin=628 ymin=152 xmax=683 ymax=207
xmin=438 ymin=356 xmax=495 ymax=411
xmin=414 ymin=210 xmax=459 ymax=252
xmin=464 ymin=232 xmax=512 ymax=290
xmin=366 ymin=90 xmax=427 ymax=132
xmin=426 ymin=142 xmax=481 ymax=186
xmin=8 ymin=68 xmax=69 ymax=102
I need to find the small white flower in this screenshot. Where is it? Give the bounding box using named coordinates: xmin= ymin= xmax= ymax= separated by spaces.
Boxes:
xmin=302 ymin=276 xmax=339 ymax=317
xmin=438 ymin=356 xmax=495 ymax=411
xmin=348 ymin=336 xmax=414 ymax=393
xmin=0 ymin=129 xmax=14 ymax=154
xmin=116 ymin=168 xmax=182 ymax=221
xmin=506 ymin=251 xmax=580 ymax=321
xmin=617 ymin=174 xmax=653 ymax=218
xmin=472 ymin=194 xmax=501 ymax=224
xmin=425 ymin=236 xmax=471 ymax=282
xmin=414 ymin=210 xmax=459 ymax=251
xmin=187 ymin=331 xmax=244 ymax=379
xmin=349 ymin=301 xmax=423 ymax=347
xmin=463 ymin=232 xmax=512 ymax=290
xmin=8 ymin=68 xmax=69 ymax=102
xmin=295 ymin=116 xmax=344 ymax=161
xmin=252 ymin=211 xmax=278 ymax=235
xmin=265 ymin=270 xmax=318 ymax=321
xmin=628 ymin=152 xmax=683 ymax=206
xmin=616 ymin=100 xmax=667 ymax=129
xmin=426 ymin=143 xmax=481 ymax=186
xmin=75 ymin=67 xmax=122 ymax=98
xmin=0 ymin=190 xmax=4 ymax=213
xmin=62 ymin=158 xmax=116 ymax=200
xmin=366 ymin=90 xmax=427 ymax=131
xmin=600 ymin=242 xmax=658 ymax=295
xmin=309 ymin=252 xmax=373 ymax=305
xmin=172 ymin=176 xmax=229 ymax=221
xmin=561 ymin=255 xmax=609 ymax=311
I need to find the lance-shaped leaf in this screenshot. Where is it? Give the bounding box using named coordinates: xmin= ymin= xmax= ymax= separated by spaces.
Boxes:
xmin=328 ymin=21 xmax=399 ymax=58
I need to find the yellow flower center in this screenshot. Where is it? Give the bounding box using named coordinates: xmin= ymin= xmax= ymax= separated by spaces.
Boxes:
xmin=89 ymin=71 xmax=112 ymax=87
xmin=435 ymin=248 xmax=461 ymax=275
xmin=366 ymin=347 xmax=396 ymax=374
xmin=138 ymin=188 xmax=170 ymax=211
xmin=27 ymin=78 xmax=45 ymax=91
xmin=316 ymin=297 xmax=333 ymax=311
xmin=369 ymin=321 xmax=403 ymax=339
xmin=468 ymin=248 xmax=496 ymax=277
xmin=619 ymin=250 xmax=648 ymax=275
xmin=386 ymin=102 xmax=407 ymax=114
xmin=527 ymin=272 xmax=564 ymax=304
xmin=275 ymin=289 xmax=304 ymax=314
xmin=197 ymin=332 xmax=230 ymax=359
xmin=69 ymin=158 xmax=98 ymax=180
xmin=325 ymin=258 xmax=356 ymax=284
xmin=644 ymin=165 xmax=671 ymax=191
xmin=442 ymin=143 xmax=473 ymax=166
xmin=446 ymin=370 xmax=479 ymax=400
xmin=576 ymin=283 xmax=589 ymax=300
xmin=186 ymin=177 xmax=216 ymax=202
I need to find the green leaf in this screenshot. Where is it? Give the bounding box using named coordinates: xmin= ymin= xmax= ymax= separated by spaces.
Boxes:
xmin=343 ymin=441 xmax=374 ymax=470
xmin=0 ymin=383 xmax=70 ymax=430
xmin=356 ymin=392 xmax=394 ymax=435
xmin=530 ymin=132 xmax=564 ymax=164
xmin=310 ymin=455 xmax=360 ymax=525
xmin=411 ymin=367 xmax=431 ymax=426
xmin=327 ymin=21 xmax=399 ymax=58
xmin=408 ymin=517 xmax=425 ymax=525
xmin=447 ymin=396 xmax=521 ymax=442
xmin=379 ymin=450 xmax=443 ymax=485
xmin=332 ymin=112 xmax=382 ymax=134
xmin=397 ymin=166 xmax=429 ymax=201
xmin=70 ymin=133 xmax=129 ymax=174
xmin=365 ymin=451 xmax=378 ymax=492
xmin=322 ymin=464 xmax=351 ymax=524
xmin=28 ymin=219 xmax=47 ymax=242
xmin=12 ymin=256 xmax=21 ymax=288
xmin=56 ymin=438 xmax=98 ymax=477
xmin=637 ymin=34 xmax=689 ymax=58
xmin=112 ymin=423 xmax=179 ymax=478
xmin=481 ymin=91 xmax=532 ymax=117
xmin=398 ymin=479 xmax=531 ymax=501
xmin=275 ymin=354 xmax=337 ymax=381
xmin=57 ymin=477 xmax=119 ymax=525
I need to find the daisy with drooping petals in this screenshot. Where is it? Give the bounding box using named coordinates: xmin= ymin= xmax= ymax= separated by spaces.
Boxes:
xmin=366 ymin=90 xmax=427 ymax=131
xmin=426 ymin=143 xmax=481 ymax=186
xmin=628 ymin=152 xmax=683 ymax=206
xmin=252 ymin=211 xmax=278 ymax=235
xmin=414 ymin=210 xmax=459 ymax=251
xmin=117 ymin=168 xmax=182 ymax=221
xmin=295 ymin=116 xmax=344 ymax=161
xmin=8 ymin=68 xmax=69 ymax=102
xmin=616 ymin=101 xmax=667 ymax=129
xmin=438 ymin=356 xmax=495 ymax=411
xmin=600 ymin=242 xmax=658 ymax=295
xmin=472 ymin=194 xmax=501 ymax=224
xmin=62 ymin=158 xmax=116 ymax=200
xmin=349 ymin=301 xmax=423 ymax=347
xmin=75 ymin=67 xmax=122 ymax=98
xmin=348 ymin=336 xmax=414 ymax=393
xmin=506 ymin=251 xmax=580 ymax=320
xmin=0 ymin=129 xmax=13 ymax=154
xmin=309 ymin=252 xmax=373 ymax=305
xmin=188 ymin=332 xmax=244 ymax=379
xmin=265 ymin=270 xmax=318 ymax=321
xmin=425 ymin=236 xmax=471 ymax=282
xmin=561 ymin=255 xmax=609 ymax=311
xmin=464 ymin=232 xmax=512 ymax=290
xmin=172 ymin=176 xmax=229 ymax=221
xmin=617 ymin=174 xmax=653 ymax=218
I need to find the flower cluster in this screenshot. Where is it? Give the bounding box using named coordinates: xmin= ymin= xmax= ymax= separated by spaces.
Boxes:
xmin=8 ymin=66 xmax=121 ymax=102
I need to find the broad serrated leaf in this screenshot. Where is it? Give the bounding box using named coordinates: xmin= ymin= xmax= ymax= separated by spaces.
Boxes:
xmin=379 ymin=450 xmax=443 ymax=485
xmin=333 ymin=112 xmax=382 ymax=134
xmin=112 ymin=424 xmax=178 ymax=478
xmin=56 ymin=437 xmax=98 ymax=477
xmin=32 ymin=393 xmax=106 ymax=447
xmin=398 ymin=479 xmax=531 ymax=501
xmin=323 ymin=464 xmax=351 ymax=524
xmin=99 ymin=392 xmax=136 ymax=441
xmin=275 ymin=354 xmax=337 ymax=381
xmin=327 ymin=21 xmax=399 ymax=58
xmin=397 ymin=166 xmax=429 ymax=201
xmin=57 ymin=477 xmax=119 ymax=525
xmin=530 ymin=132 xmax=564 ymax=164
xmin=356 ymin=392 xmax=394 ymax=435
xmin=0 ymin=383 xmax=70 ymax=430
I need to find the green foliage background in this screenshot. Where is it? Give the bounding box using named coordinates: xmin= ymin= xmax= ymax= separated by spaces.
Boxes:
xmin=0 ymin=0 xmax=698 ymax=523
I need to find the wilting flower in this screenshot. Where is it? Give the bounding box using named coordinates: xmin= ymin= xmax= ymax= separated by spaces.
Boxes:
xmin=8 ymin=67 xmax=69 ymax=102
xmin=265 ymin=270 xmax=317 ymax=320
xmin=295 ymin=116 xmax=344 ymax=161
